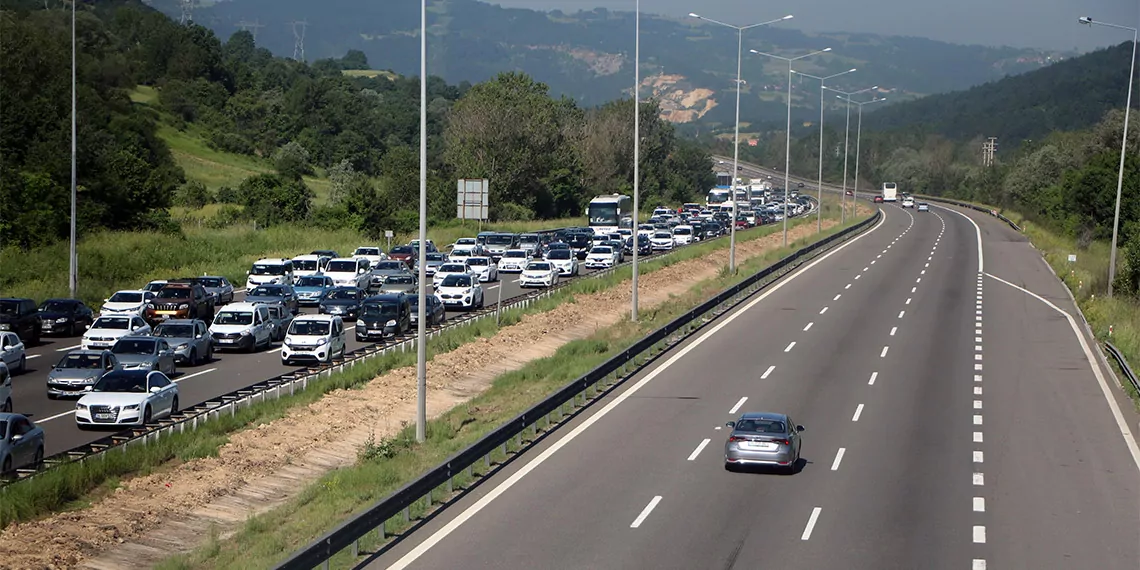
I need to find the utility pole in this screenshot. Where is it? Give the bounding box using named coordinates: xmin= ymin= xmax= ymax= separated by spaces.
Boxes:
xmin=288 ymin=20 xmax=308 ymax=61
xmin=982 ymin=137 xmax=997 ymax=167
xmin=179 ymin=0 xmax=193 ymax=25
xmin=237 ymin=20 xmax=265 ymax=43
xmin=69 ymin=0 xmax=78 ymax=299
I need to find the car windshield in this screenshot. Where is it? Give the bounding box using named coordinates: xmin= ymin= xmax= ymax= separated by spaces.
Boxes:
xmin=568 ymin=235 xmax=590 ymax=247
xmin=503 ymin=251 xmax=526 ymax=258
xmin=390 ymin=246 xmax=414 ymax=255
xmin=326 ymin=260 xmax=358 ymax=273
xmin=153 ymin=324 xmax=193 ymax=338
xmin=427 ymin=253 xmax=446 ymax=261
xmin=354 ymin=248 xmax=381 ymax=256
xmin=547 ymin=250 xmax=571 ymax=260
xmin=158 ymin=287 xmax=191 ymax=299
xmin=58 ymin=353 xmax=103 ymax=369
xmin=325 ymin=288 xmax=359 ymax=300
xmin=93 ymin=317 xmax=131 ymax=330
xmin=439 ymin=264 xmax=466 ymax=273
xmin=92 ymin=374 xmax=149 ymax=393
xmin=485 ymin=235 xmax=514 ymax=245
xmin=293 ymin=259 xmax=319 ymax=271
xmin=251 ymin=264 xmax=286 ymax=276
xmin=441 ymin=275 xmax=473 ymax=287
xmin=590 ymin=247 xmax=612 ymax=254
xmin=451 ymin=249 xmax=471 ymax=257
xmin=297 ymin=276 xmax=331 ymax=287
xmin=215 ymin=311 xmax=253 ymax=325
xmin=375 ymin=261 xmax=405 ymax=271
xmin=40 ymin=300 xmax=76 ymax=312
xmin=735 ymin=419 xmax=786 ymax=434
xmin=385 ymin=275 xmax=415 ymax=285
xmin=467 ymin=258 xmax=489 ymax=266
xmin=289 ymin=320 xmax=331 ymax=335
xmin=198 ymin=277 xmax=223 ymax=287
xmin=455 ymin=238 xmax=476 ymax=245
xmin=527 ymin=263 xmax=552 ymax=271
xmin=108 ymin=292 xmax=143 ymax=303
xmin=250 ymin=286 xmax=285 ymax=296
xmin=674 ymin=228 xmax=691 ymax=235
xmin=113 ymin=339 xmax=157 ymax=355
xmin=519 ymin=235 xmax=539 ymax=245
xmin=362 ymin=303 xmax=398 ymax=317
xmin=654 ymin=232 xmax=671 ymax=239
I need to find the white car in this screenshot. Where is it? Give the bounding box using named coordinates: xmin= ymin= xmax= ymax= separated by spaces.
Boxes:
xmin=0 ymin=332 xmax=26 ymax=375
xmin=519 ymin=261 xmax=560 ymax=288
xmin=451 ymin=237 xmax=477 ymax=250
xmin=291 ymin=254 xmax=329 ymax=281
xmin=465 ymin=256 xmax=499 ymax=282
xmin=281 ymin=315 xmax=346 ymax=365
xmin=672 ymin=225 xmax=694 ymax=246
xmin=75 ymin=369 xmax=178 ymax=428
xmin=82 ymin=315 xmax=152 ymax=351
xmin=352 ymin=246 xmax=388 ymax=267
xmin=650 ymin=231 xmax=675 ymax=251
xmin=323 ymin=257 xmax=372 ymax=289
xmin=584 ymin=246 xmax=620 ymax=269
xmin=210 ymin=302 xmax=274 ymax=353
xmin=902 ymin=197 xmax=915 ymax=208
xmin=449 ymin=248 xmax=474 ymax=262
xmin=433 ymin=262 xmax=472 ymax=290
xmin=246 ymin=258 xmax=295 ymax=291
xmin=436 ymin=273 xmax=485 ymax=310
xmin=100 ymin=290 xmax=155 ymax=316
xmin=496 ymin=250 xmax=531 ymax=273
xmin=545 ymin=249 xmax=579 ymax=276
xmin=917 ymin=203 xmax=930 ymax=212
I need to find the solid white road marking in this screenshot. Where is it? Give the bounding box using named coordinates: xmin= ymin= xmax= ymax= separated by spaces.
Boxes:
xmin=729 ymin=397 xmax=748 ymax=414
xmin=880 ymin=346 xmax=889 ymax=358
xmin=973 ymin=497 xmax=986 ymax=512
xmin=868 ymin=372 xmax=878 ymax=385
xmin=687 ymin=439 xmax=711 ymax=461
xmin=985 ymin=270 xmax=1140 ymax=473
xmin=932 ymin=203 xmax=984 ymax=272
xmin=973 ymin=451 xmax=984 ymax=463
xmin=833 ymin=294 xmax=842 ymax=301
xmin=761 ymin=365 xmax=776 ymax=379
xmin=898 ymin=311 xmax=905 ymax=318
xmin=820 ymin=307 xmax=829 ymax=314
xmin=784 ymin=341 xmax=796 ymax=353
xmin=974 ymin=431 xmax=984 ymax=443
xmin=801 ymin=507 xmax=822 ymax=540
xmin=890 ymin=327 xmax=897 ymax=336
xmin=830 ymin=448 xmax=846 ymax=471
xmin=803 ymin=322 xmax=814 ymax=332
xmin=973 ymin=525 xmax=986 ymax=543
xmin=973 ymin=560 xmax=988 ymax=570
xmin=630 ymin=496 xmax=663 ymax=528
xmin=852 ymin=404 xmax=864 ymax=421
xmin=56 ymin=344 xmax=82 ymax=352
xmin=973 ymin=415 xmax=983 ymax=425
xmin=973 ymin=472 xmax=985 ymax=486
xmin=38 ymin=409 xmax=78 ymax=422
xmin=383 ymin=209 xmax=891 ymax=569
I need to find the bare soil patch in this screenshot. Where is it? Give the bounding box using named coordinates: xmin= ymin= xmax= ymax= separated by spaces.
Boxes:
xmin=0 ymin=219 xmax=845 ymax=570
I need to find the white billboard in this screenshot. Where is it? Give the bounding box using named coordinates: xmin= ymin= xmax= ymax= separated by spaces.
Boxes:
xmin=457 ymin=178 xmax=489 ymax=220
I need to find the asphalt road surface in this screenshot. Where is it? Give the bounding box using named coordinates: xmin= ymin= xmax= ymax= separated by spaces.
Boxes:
xmin=366 ymin=203 xmax=1140 ymax=570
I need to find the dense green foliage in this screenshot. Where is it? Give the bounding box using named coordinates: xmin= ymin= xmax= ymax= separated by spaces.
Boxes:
xmin=1 ymin=0 xmax=714 ymax=251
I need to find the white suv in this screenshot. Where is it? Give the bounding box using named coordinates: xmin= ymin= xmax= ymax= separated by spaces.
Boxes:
xmin=281 ymin=315 xmax=346 ymax=365
xmin=209 ymin=302 xmax=273 ymax=352
xmin=324 ymin=257 xmax=371 ymax=288
xmin=902 ymin=197 xmax=915 ymax=208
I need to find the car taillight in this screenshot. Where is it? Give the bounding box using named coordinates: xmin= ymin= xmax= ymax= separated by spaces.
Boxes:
xmin=776 ymin=439 xmax=790 ymax=446
xmin=729 ymin=436 xmax=744 ymax=442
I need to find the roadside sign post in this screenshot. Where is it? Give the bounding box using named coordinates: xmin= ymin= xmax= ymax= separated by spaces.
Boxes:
xmin=457 ymin=178 xmax=490 ymax=223
xmin=385 ymin=230 xmax=394 ymax=251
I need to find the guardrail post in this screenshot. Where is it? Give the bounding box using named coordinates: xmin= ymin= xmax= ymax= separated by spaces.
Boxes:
xmin=351 ymin=538 xmax=358 ymax=558
xmin=403 ymin=506 xmax=410 ymax=523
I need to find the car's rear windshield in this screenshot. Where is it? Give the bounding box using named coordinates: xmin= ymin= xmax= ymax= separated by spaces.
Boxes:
xmin=442 ymin=275 xmax=473 ymax=287
xmin=547 ymin=250 xmax=571 ymax=259
xmin=108 ymin=292 xmax=143 ymax=303
xmin=736 ymin=419 xmax=786 ymax=433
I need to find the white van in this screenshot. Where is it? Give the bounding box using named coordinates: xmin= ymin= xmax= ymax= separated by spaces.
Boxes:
xmin=291 ymin=254 xmax=330 ymax=281
xmin=672 ymin=225 xmax=694 ymax=246
xmin=281 ymin=315 xmax=346 ymax=365
xmin=323 ymin=257 xmax=371 ymax=289
xmin=245 ymin=258 xmax=295 ymax=291
xmin=209 ymin=302 xmax=273 ymax=352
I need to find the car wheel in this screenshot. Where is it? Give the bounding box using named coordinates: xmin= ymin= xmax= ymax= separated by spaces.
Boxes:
xmin=206 ymin=344 xmax=214 ymax=362
xmin=16 ymin=355 xmax=25 ymax=374
xmin=188 ymin=349 xmax=198 ymax=367
xmin=170 ymin=396 xmax=179 ymax=414
xmin=2 ymin=456 xmax=10 ymax=475
xmin=32 ymin=446 xmax=43 ymax=468
xmin=142 ymin=405 xmax=152 ymax=425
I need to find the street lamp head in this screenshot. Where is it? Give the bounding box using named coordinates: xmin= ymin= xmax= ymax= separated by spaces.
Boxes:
xmin=1078 ymin=16 xmax=1093 ymax=25
xmin=689 ymin=12 xmax=701 ymax=18
xmin=749 ymin=49 xmax=760 ymax=54
xmin=821 ymin=47 xmax=832 ymax=52
xmin=781 ymin=15 xmax=794 ymax=20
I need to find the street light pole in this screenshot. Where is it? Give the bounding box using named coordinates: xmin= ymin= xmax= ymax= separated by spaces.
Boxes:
xmin=826 ymin=85 xmax=879 ymax=220
xmin=415 ymin=0 xmax=428 ymax=443
xmin=792 ymin=68 xmax=857 ymax=233
xmin=69 ymin=0 xmax=78 ymax=298
xmin=632 ymin=0 xmax=640 ymax=320
xmin=690 ymin=12 xmax=793 ymax=273
xmin=1078 ymin=16 xmax=1137 ymax=298
xmin=844 ymin=95 xmax=887 ymax=215
xmin=750 ymin=47 xmax=832 ymax=247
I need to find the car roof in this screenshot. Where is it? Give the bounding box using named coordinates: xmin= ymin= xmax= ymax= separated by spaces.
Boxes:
xmin=220 ymin=302 xmax=264 ymax=311
xmin=113 ymin=289 xmax=148 ymax=294
xmin=364 ymin=294 xmax=408 ymax=303
xmin=100 ymin=369 xmax=161 ymax=381
xmin=293 ymin=313 xmax=338 ymax=322
xmin=738 ymin=411 xmax=788 ymax=421
xmin=64 ymin=349 xmax=108 ymax=356
xmin=253 ymin=258 xmax=291 ymax=264
xmin=43 ymin=298 xmax=81 ymax=304
xmin=155 ymin=319 xmax=203 ymax=326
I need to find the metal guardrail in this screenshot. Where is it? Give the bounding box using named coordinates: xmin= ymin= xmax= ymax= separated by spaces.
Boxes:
xmin=3 ymin=208 xmax=819 ymax=487
xmin=912 ymin=194 xmax=1023 ymax=232
xmin=1104 ymin=342 xmax=1140 ymax=394
xmin=275 ymin=208 xmax=880 ymax=570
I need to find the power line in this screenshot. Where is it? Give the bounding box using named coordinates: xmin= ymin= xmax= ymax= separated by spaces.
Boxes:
xmin=236 ymin=19 xmax=265 ymax=42
xmin=982 ymin=136 xmax=997 ymax=167
xmin=288 ymin=20 xmax=308 ymax=61
xmin=179 ymin=0 xmax=194 ymax=25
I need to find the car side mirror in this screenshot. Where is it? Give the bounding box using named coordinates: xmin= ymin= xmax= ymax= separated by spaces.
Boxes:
xmin=796 ymin=425 xmax=805 ymax=432
xmin=725 ymin=421 xmax=735 ymax=428
xmin=83 ymin=386 xmax=93 ymax=392
xmin=10 ymin=434 xmax=23 ymax=443
xmin=104 ymin=299 xmax=110 ymax=303
xmin=85 ymin=324 xmax=91 ymax=329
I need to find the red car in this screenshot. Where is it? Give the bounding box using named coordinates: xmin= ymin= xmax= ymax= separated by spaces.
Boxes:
xmin=388 ymin=245 xmax=416 ymax=267
xmin=873 ymin=195 xmax=884 ymax=203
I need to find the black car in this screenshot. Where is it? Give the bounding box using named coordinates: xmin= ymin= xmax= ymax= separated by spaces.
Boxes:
xmin=0 ymin=298 xmax=41 ymax=345
xmin=410 ymin=294 xmax=447 ymax=327
xmin=355 ymin=294 xmax=412 ymax=341
xmin=318 ymin=287 xmax=365 ymax=321
xmin=627 ymin=235 xmax=652 ymax=256
xmin=566 ymin=233 xmax=593 ymax=260
xmin=38 ymin=298 xmax=95 ymax=337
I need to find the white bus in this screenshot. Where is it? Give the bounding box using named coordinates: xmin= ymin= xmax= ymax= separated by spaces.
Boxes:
xmin=587 ymin=194 xmax=634 ymax=236
xmin=882 ymin=182 xmax=898 ymax=202
xmin=706 ymin=188 xmax=731 ymax=208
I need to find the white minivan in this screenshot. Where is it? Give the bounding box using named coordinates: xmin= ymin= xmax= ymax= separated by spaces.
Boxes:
xmin=323 ymin=257 xmax=371 ymax=289
xmin=209 ymin=302 xmax=273 ymax=353
xmin=281 ymin=315 xmax=346 ymax=365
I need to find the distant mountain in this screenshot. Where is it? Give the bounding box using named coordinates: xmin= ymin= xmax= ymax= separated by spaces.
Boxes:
xmin=862 ymin=42 xmax=1135 ymax=143
xmin=160 ymin=0 xmax=1068 ymax=127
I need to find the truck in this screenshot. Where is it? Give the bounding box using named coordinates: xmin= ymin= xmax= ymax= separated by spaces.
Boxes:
xmin=882 ymin=182 xmax=898 ymax=202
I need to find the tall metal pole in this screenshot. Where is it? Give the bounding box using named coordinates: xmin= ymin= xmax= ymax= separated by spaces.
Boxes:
xmin=631 ymin=0 xmax=640 ymax=320
xmin=1108 ymin=30 xmax=1137 ymax=298
xmin=853 ymin=101 xmax=863 ymax=212
xmin=415 ymin=0 xmax=428 ymax=443
xmin=841 ymin=97 xmax=851 ymax=223
xmin=729 ymin=26 xmax=743 ymax=273
xmin=782 ymin=60 xmax=792 ymax=247
xmin=69 ymin=0 xmax=78 ymax=298
xmin=816 ymin=81 xmax=824 ymax=233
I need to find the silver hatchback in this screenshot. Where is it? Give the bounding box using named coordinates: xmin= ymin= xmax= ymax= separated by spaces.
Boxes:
xmin=724 ymin=412 xmax=804 ymax=473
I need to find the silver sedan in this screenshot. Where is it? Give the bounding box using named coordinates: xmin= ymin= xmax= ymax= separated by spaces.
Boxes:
xmin=723 ymin=411 xmax=804 ymax=474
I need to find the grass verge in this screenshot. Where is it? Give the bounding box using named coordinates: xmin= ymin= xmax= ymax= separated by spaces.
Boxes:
xmin=0 ymin=212 xmax=849 ymax=531
xmin=154 ymin=218 xmax=864 ymax=569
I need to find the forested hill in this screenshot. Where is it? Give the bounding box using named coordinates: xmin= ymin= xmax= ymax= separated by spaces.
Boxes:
xmin=863 ymin=41 xmax=1135 ymax=142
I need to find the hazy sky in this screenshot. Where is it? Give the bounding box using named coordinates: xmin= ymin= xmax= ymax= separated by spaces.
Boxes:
xmin=489 ymin=0 xmax=1138 ymax=52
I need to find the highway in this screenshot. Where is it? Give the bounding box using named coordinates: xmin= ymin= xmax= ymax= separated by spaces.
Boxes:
xmin=365 ymin=202 xmax=1140 ymax=570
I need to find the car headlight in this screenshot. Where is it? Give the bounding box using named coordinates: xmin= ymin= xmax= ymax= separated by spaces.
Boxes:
xmin=316 ymin=338 xmax=328 ymax=346
xmin=386 ymin=319 xmax=396 ymax=327
xmin=178 ymin=303 xmax=190 ymax=310
xmin=76 ymin=403 xmax=88 ymax=410
xmin=56 ymin=317 xmax=70 ymax=323
xmin=239 ymin=330 xmax=250 ymax=336
xmin=175 ymin=343 xmax=189 ymax=350
xmin=123 ymin=404 xmax=140 ymax=410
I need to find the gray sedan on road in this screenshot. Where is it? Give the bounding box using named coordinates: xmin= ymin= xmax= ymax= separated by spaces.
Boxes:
xmin=368 ymin=261 xmax=415 ymax=290
xmin=196 ymin=276 xmax=235 ymax=305
xmin=723 ymin=411 xmax=804 ymax=473
xmin=46 ymin=350 xmax=120 ymax=399
xmin=379 ymin=274 xmax=418 ymax=294
xmin=151 ymin=319 xmax=213 ymax=366
xmin=110 ymin=336 xmax=177 ymax=375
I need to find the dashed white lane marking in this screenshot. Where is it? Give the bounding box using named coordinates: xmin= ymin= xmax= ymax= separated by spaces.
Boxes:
xmin=729 ymin=397 xmax=748 ymax=414
xmin=26 ymin=354 xmax=41 ymax=360
xmin=974 ymin=374 xmax=982 ymax=382
xmin=803 ymin=322 xmax=814 ymax=332
xmin=973 ymin=472 xmax=985 ymax=486
xmin=973 ymin=497 xmax=985 ymax=512
xmin=863 ymin=266 xmax=869 ymax=272
xmin=975 ymin=337 xmax=982 ymax=342
xmin=890 ymin=327 xmax=897 ymax=336
xmin=868 ymin=372 xmax=878 ymax=385
xmin=905 ymin=298 xmax=912 ymax=305
xmin=975 ymin=316 xmax=982 ymax=321
xmin=852 ymin=404 xmax=865 ymax=421
xmin=845 ymin=283 xmax=852 ymax=289
xmin=973 ymin=525 xmax=986 ymax=543
xmin=56 ymin=344 xmax=82 ymax=352
xmin=871 ymin=260 xmax=876 ymax=265
xmin=916 ymin=277 xmax=922 ymax=283
xmin=973 ymin=451 xmax=984 ymax=463
xmin=833 ymin=294 xmax=842 ymax=301
xmin=855 ymin=274 xmax=861 ymax=280
xmin=761 ymin=365 xmax=776 ymax=379
xmin=973 ymin=415 xmax=983 ymax=425
xmin=975 ymin=345 xmax=983 ymax=351
xmin=898 ymin=311 xmax=905 ymax=318
xmin=880 ymin=346 xmax=889 ymax=358
xmin=974 ymin=386 xmax=983 ymax=395
xmin=974 ymin=400 xmax=983 ymax=409
xmin=784 ymin=341 xmax=797 ymax=353
xmin=920 ymin=269 xmax=926 ymax=275
xmin=975 ymin=354 xmax=983 ymax=361
xmin=630 ymin=496 xmax=663 ymax=528
xmin=973 ymin=560 xmax=988 ymax=570
xmin=911 ymin=286 xmax=917 ymax=293
xmin=801 ymin=507 xmax=823 ymax=540
xmin=830 ymin=448 xmax=846 ymax=471
xmin=819 ymin=307 xmax=829 ymax=314
xmin=687 ymin=439 xmax=711 ymax=461
xmin=974 ymin=431 xmax=984 ymax=443
xmin=924 ymin=262 xmax=929 ymax=268
xmin=975 ymin=364 xmax=983 ymax=371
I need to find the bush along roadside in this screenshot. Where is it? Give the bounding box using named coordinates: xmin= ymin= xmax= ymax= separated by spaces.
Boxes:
xmin=156 ymin=219 xmax=865 ymax=570
xmin=0 ymin=212 xmax=838 ymax=530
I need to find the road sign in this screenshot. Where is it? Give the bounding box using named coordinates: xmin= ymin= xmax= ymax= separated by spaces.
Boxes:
xmin=457 ymin=179 xmax=489 ymax=220
xmin=384 ymin=230 xmax=394 ymax=238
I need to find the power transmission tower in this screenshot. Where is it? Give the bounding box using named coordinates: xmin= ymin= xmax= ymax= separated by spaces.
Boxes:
xmin=237 ymin=19 xmax=265 ymax=42
xmin=982 ymin=136 xmax=997 ymax=167
xmin=288 ymin=20 xmax=308 ymax=61
xmin=179 ymin=0 xmax=194 ymax=25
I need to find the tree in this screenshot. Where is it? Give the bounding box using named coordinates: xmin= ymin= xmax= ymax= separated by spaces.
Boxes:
xmin=341 ymin=49 xmax=369 ymax=70
xmin=238 ymin=173 xmax=314 ymax=227
xmin=274 ymin=141 xmax=314 ymax=180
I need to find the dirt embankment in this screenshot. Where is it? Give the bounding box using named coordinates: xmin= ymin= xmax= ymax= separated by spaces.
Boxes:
xmin=0 ymin=219 xmax=858 ymax=570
